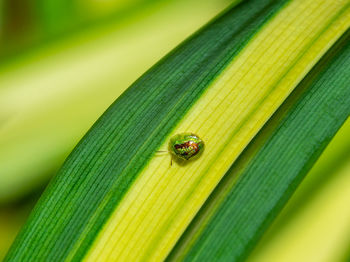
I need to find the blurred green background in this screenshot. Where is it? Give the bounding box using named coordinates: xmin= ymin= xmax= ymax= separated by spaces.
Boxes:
xmin=0 ymin=0 xmax=349 ymax=261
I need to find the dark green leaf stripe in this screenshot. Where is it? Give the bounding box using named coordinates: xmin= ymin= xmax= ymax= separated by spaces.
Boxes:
xmin=4 ymin=0 xmax=291 ymax=261
xmin=167 ymin=30 xmax=350 ymax=262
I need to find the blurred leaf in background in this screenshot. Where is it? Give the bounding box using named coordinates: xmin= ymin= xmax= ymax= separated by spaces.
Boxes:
xmin=2 ymin=0 xmax=216 ymax=58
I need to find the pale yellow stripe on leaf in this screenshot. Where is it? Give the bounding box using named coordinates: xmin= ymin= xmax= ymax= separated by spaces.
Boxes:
xmin=85 ymin=0 xmax=350 ymax=261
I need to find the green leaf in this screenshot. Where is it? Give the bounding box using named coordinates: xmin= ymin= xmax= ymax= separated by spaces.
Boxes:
xmin=168 ymin=30 xmax=350 ymax=262
xmin=4 ymin=0 xmax=350 ymax=261
xmin=246 ymin=118 xmax=350 ymax=262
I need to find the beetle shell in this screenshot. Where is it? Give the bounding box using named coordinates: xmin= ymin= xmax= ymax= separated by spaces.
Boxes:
xmin=169 ymin=133 xmax=204 ymax=161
